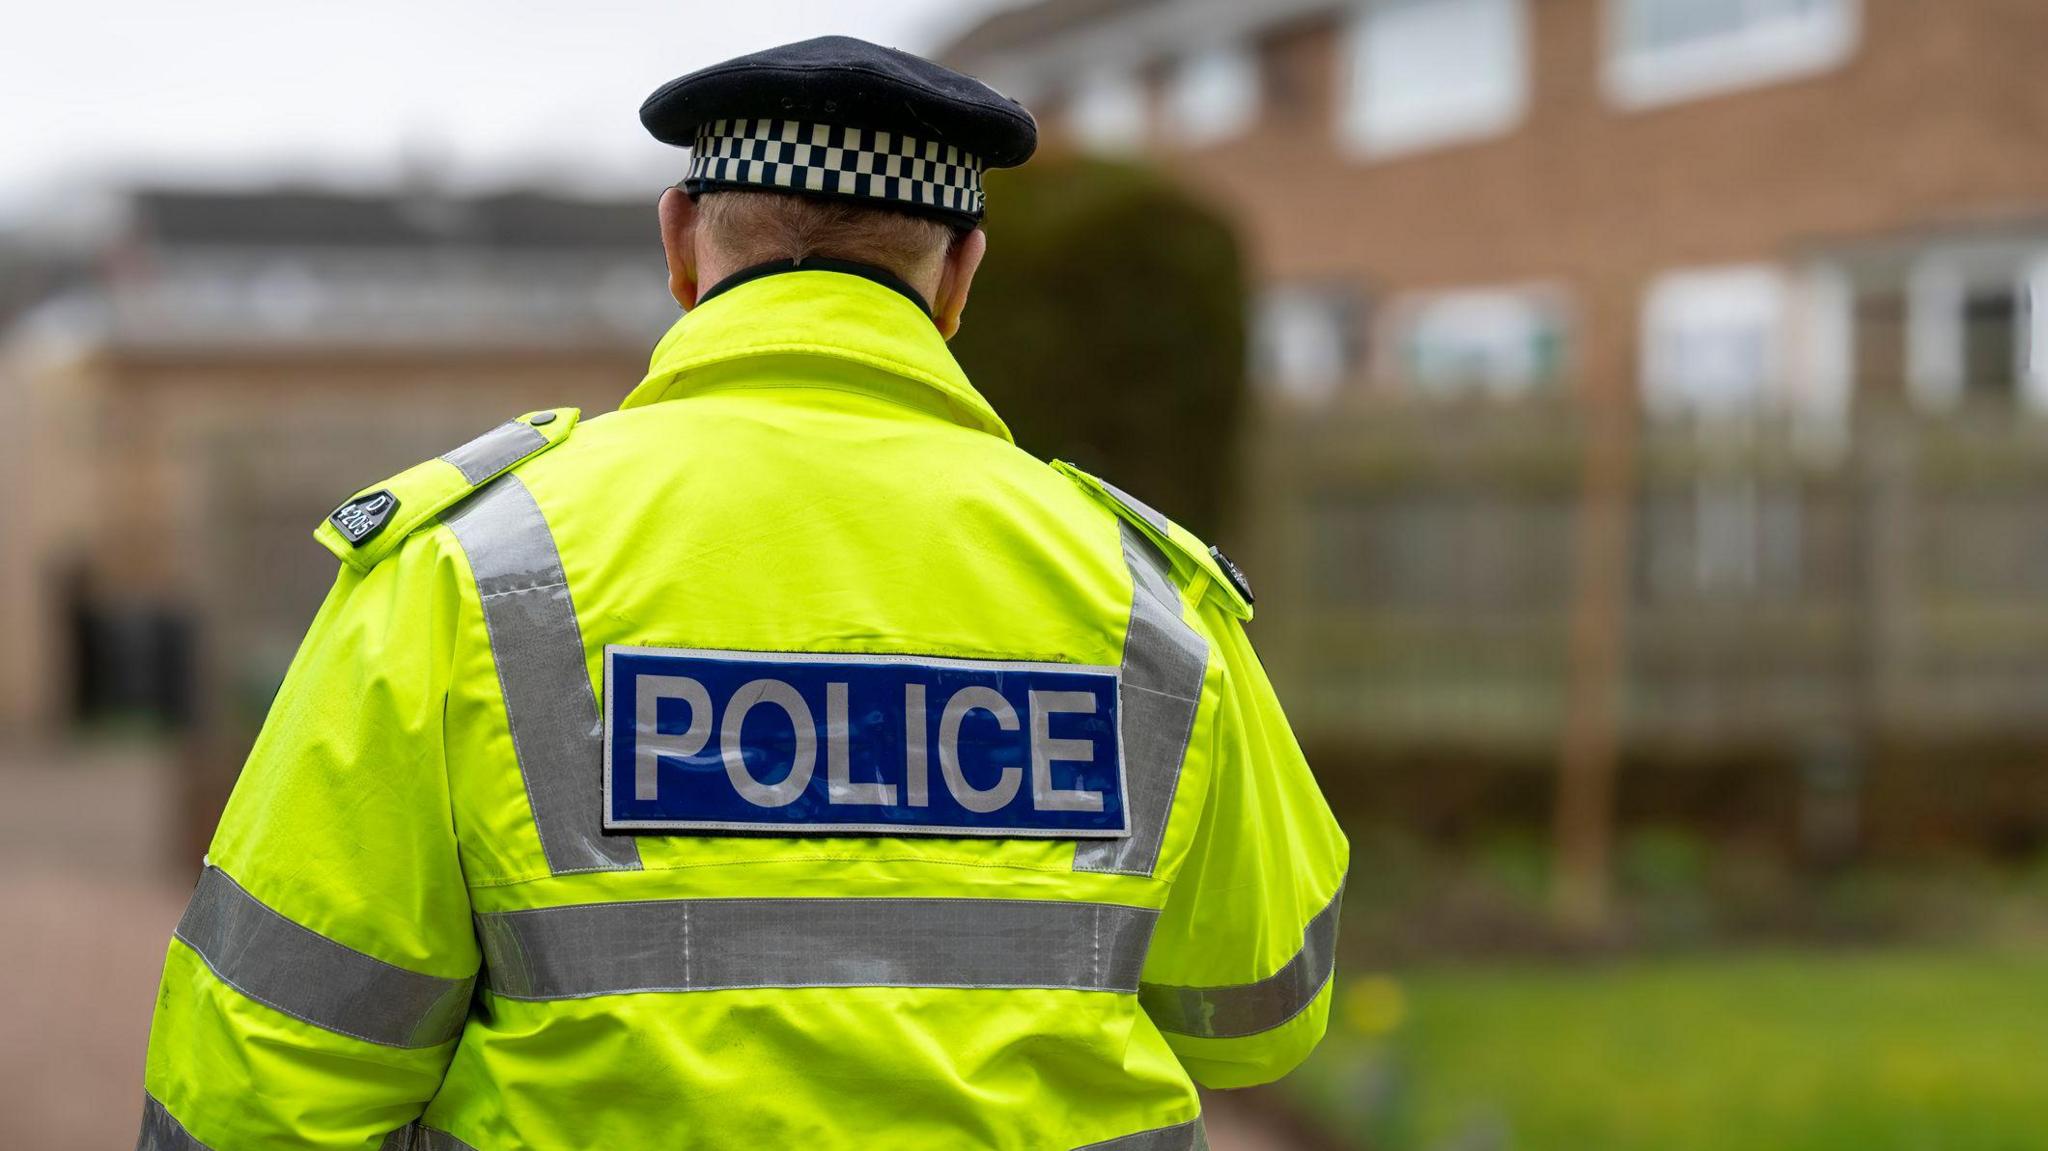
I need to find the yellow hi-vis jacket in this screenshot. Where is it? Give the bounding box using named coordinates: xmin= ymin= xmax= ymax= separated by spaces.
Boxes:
xmin=139 ymin=266 xmax=1349 ymax=1151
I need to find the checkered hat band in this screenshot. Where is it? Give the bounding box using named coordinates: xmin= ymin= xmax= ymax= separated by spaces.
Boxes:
xmin=688 ymin=119 xmax=986 ymax=219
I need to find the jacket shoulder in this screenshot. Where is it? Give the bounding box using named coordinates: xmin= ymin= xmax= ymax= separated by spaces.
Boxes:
xmin=314 ymin=408 xmax=581 ymax=572
xmin=1050 ymin=460 xmax=1254 ymax=621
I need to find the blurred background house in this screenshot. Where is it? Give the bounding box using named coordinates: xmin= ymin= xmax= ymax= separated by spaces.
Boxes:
xmin=0 ymin=186 xmax=674 ymax=854
xmin=946 ymin=0 xmax=2048 ymax=917
xmin=6 ymin=1 xmax=2048 ymax=1148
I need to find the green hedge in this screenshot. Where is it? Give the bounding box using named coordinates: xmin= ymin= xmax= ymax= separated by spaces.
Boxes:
xmin=951 ymin=155 xmax=1248 ymax=537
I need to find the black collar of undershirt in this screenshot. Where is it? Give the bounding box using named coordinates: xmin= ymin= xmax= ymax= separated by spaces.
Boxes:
xmin=695 ymin=256 xmax=933 ymax=317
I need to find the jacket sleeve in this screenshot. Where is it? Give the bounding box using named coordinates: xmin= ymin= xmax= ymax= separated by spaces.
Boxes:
xmin=139 ymin=532 xmax=478 ymax=1149
xmin=1139 ymin=598 xmax=1349 ymax=1089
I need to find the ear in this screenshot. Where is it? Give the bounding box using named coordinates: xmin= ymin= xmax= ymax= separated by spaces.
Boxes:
xmin=659 ymin=186 xmax=701 ymax=309
xmin=932 ymin=228 xmax=987 ymax=342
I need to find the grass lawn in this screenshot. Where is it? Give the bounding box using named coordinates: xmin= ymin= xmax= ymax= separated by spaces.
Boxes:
xmin=1287 ymin=947 xmax=2048 ymax=1151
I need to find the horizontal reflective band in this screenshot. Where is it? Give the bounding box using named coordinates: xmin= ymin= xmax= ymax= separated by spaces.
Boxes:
xmin=137 ymin=1094 xmax=212 ymax=1151
xmin=174 ymin=866 xmax=475 ymax=1048
xmin=446 ymin=474 xmax=640 ymax=874
xmin=1076 ymin=1118 xmax=1208 ymax=1151
xmin=396 ymin=1118 xmax=1197 ymax=1151
xmin=1139 ymin=884 xmax=1345 ymax=1039
xmin=478 ymin=897 xmax=1159 ymax=1000
xmin=440 ymin=420 xmax=548 ymax=485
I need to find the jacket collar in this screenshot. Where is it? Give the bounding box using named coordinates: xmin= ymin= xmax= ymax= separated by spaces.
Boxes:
xmin=619 ymin=265 xmax=1012 ymax=443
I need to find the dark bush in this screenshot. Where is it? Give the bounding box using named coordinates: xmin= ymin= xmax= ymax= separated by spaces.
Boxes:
xmin=951 ymin=154 xmax=1248 ymax=537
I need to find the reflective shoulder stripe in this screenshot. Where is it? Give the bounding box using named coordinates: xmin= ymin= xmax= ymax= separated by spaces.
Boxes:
xmin=1138 ymin=883 xmax=1344 ymax=1039
xmin=137 ymin=1094 xmax=212 ymax=1151
xmin=1049 ymin=461 xmax=1252 ymax=620
xmin=173 ymin=866 xmax=474 ymax=1049
xmin=316 ymin=409 xmax=579 ymax=572
xmin=440 ymin=419 xmax=549 ymax=485
xmin=1074 ymin=523 xmax=1208 ymax=878
xmin=1074 ymin=1117 xmax=1209 ymax=1151
xmin=476 ymin=897 xmax=1158 ymax=1000
xmin=444 ymin=473 xmax=640 ymax=875
xmin=1100 ymin=477 xmax=1170 ymax=536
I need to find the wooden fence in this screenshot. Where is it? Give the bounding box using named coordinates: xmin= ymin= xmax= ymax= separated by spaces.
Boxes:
xmin=1241 ymin=401 xmax=2048 ymax=759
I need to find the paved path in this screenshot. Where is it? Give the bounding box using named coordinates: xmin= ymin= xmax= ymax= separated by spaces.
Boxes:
xmin=0 ymin=741 xmax=1307 ymax=1150
xmin=0 ymin=743 xmax=189 ymax=1150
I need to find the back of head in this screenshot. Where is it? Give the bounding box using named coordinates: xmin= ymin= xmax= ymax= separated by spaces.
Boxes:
xmin=696 ymin=190 xmax=959 ymax=290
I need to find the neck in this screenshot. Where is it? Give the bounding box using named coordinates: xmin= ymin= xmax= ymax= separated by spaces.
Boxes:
xmin=695 ymin=256 xmax=935 ymax=317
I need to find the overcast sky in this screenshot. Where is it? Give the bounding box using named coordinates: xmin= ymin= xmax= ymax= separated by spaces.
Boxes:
xmin=0 ymin=0 xmax=1010 ymax=220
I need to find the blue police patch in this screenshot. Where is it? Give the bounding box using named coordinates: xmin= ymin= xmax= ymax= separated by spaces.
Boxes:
xmin=603 ymin=646 xmax=1129 ymax=838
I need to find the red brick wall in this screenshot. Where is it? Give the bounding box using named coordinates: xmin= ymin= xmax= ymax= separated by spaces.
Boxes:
xmin=1127 ymin=0 xmax=2048 ymax=405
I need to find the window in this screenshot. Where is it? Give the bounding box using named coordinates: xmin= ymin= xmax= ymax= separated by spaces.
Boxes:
xmin=1607 ymin=0 xmax=1860 ymax=109
xmin=1962 ymin=287 xmax=2021 ymax=402
xmin=1642 ymin=266 xmax=1790 ymax=416
xmin=1641 ymin=266 xmax=1802 ymax=598
xmin=1390 ymin=287 xmax=1568 ymax=398
xmin=2029 ymin=259 xmax=2048 ymax=410
xmin=1254 ymin=286 xmax=1362 ymax=405
xmin=1166 ymin=43 xmax=1260 ymax=145
xmin=1067 ymin=68 xmax=1148 ymax=154
xmin=1341 ymin=0 xmax=1528 ymax=158
xmin=1904 ymin=253 xmax=2040 ymax=411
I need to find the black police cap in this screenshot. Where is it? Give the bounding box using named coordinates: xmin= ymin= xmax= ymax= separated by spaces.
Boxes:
xmin=641 ymin=36 xmax=1037 ymax=229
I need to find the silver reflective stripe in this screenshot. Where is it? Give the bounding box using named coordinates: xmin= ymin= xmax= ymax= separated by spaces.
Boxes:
xmin=1100 ymin=478 xmax=1172 ymax=537
xmin=137 ymin=1094 xmax=212 ymax=1151
xmin=478 ymin=897 xmax=1159 ymax=1000
xmin=377 ymin=1127 xmax=414 ymax=1151
xmin=446 ymin=475 xmax=640 ymax=874
xmin=398 ymin=1119 xmax=1189 ymax=1150
xmin=1074 ymin=1117 xmax=1208 ymax=1151
xmin=440 ymin=420 xmax=549 ymax=485
xmin=408 ymin=1127 xmax=481 ymax=1151
xmin=1139 ymin=884 xmax=1345 ymax=1039
xmin=1075 ymin=523 xmax=1209 ymax=877
xmin=173 ymin=866 xmax=474 ymax=1048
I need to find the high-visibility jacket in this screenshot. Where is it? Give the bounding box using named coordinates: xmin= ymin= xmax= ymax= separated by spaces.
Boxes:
xmin=138 ymin=265 xmax=1349 ymax=1151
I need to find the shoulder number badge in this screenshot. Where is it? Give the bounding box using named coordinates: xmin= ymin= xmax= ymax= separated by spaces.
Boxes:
xmin=330 ymin=490 xmax=400 ymax=547
xmin=1209 ymin=545 xmax=1255 ymax=605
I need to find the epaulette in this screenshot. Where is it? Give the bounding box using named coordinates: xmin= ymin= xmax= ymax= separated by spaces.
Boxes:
xmin=1051 ymin=460 xmax=1254 ymax=621
xmin=314 ymin=408 xmax=581 ymax=571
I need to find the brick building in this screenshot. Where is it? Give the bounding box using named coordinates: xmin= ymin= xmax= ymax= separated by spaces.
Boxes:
xmin=946 ymin=0 xmax=2048 ymax=423
xmin=0 ymin=189 xmax=672 ymax=777
xmin=946 ymin=0 xmax=2048 ymax=872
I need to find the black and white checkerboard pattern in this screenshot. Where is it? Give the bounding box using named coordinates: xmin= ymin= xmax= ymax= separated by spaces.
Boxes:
xmin=688 ymin=119 xmax=986 ymax=220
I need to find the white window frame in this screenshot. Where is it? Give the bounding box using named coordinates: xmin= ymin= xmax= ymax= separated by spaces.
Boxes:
xmin=1339 ymin=0 xmax=1530 ymax=160
xmin=1166 ymin=41 xmax=1260 ymax=146
xmin=1067 ymin=67 xmax=1149 ymax=154
xmin=1906 ymin=248 xmax=2041 ymax=412
xmin=1253 ymin=284 xmax=1362 ymax=406
xmin=1641 ymin=264 xmax=1793 ymax=418
xmin=1605 ymin=0 xmax=1861 ymax=110
xmin=1384 ymin=284 xmax=1570 ymax=399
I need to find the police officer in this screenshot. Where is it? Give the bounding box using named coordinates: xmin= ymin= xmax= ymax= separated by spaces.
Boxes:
xmin=138 ymin=36 xmax=1346 ymax=1151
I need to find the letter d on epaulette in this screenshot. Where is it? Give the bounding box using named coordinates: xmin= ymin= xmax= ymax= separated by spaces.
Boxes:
xmin=330 ymin=490 xmax=399 ymax=547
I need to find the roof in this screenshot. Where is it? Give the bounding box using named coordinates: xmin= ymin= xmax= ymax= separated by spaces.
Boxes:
xmin=4 ymin=185 xmax=679 ymax=354
xmin=129 ymin=188 xmax=657 ymax=252
xmin=939 ymin=0 xmax=1169 ymax=67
